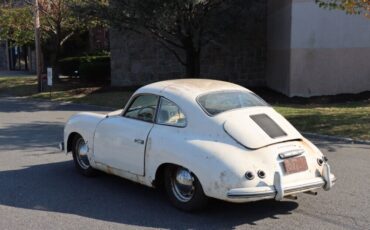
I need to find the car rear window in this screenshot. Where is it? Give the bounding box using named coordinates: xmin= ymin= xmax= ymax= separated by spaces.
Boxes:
xmin=197 ymin=91 xmax=268 ymax=116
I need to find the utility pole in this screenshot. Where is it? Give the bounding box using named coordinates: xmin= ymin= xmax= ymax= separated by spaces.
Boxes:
xmin=34 ymin=0 xmax=42 ymax=92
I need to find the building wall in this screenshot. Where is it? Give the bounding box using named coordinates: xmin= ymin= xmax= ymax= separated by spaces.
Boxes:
xmin=110 ymin=31 xmax=184 ymax=86
xmin=289 ymin=0 xmax=370 ymax=97
xmin=266 ymin=0 xmax=292 ymax=96
xmin=110 ymin=1 xmax=267 ymax=87
xmin=267 ymin=0 xmax=370 ymax=97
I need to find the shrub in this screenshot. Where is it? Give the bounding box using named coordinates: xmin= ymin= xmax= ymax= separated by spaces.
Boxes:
xmin=59 ymin=57 xmax=81 ymax=76
xmin=59 ymin=55 xmax=111 ymax=83
xmin=79 ymin=56 xmax=111 ymax=83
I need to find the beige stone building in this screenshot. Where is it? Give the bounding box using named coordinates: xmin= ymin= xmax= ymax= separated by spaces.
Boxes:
xmin=267 ymin=0 xmax=370 ymax=97
xmin=110 ymin=0 xmax=370 ymax=97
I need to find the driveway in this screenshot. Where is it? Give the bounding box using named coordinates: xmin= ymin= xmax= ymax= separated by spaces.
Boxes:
xmin=0 ymin=97 xmax=369 ymax=230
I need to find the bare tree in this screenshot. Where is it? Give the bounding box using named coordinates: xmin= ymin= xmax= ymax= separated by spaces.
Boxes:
xmin=78 ymin=0 xmax=255 ymax=77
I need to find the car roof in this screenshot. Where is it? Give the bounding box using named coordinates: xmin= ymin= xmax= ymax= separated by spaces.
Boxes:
xmin=137 ymin=79 xmax=249 ymax=98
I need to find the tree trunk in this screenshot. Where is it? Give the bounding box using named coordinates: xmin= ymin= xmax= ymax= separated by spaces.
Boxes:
xmin=52 ymin=26 xmax=62 ymax=82
xmin=51 ymin=49 xmax=61 ymax=82
xmin=17 ymin=47 xmax=21 ymax=70
xmin=24 ymin=46 xmax=28 ymax=71
xmin=185 ymin=46 xmax=201 ymax=77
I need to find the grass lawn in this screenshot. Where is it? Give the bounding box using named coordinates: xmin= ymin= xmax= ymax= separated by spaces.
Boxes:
xmin=0 ymin=75 xmax=38 ymax=96
xmin=275 ymin=103 xmax=370 ymax=141
xmin=1 ymin=75 xmax=369 ymax=141
xmin=0 ymin=76 xmax=133 ymax=108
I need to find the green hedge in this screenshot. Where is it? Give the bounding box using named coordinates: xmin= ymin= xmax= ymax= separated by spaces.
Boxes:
xmin=59 ymin=57 xmax=81 ymax=76
xmin=59 ymin=55 xmax=111 ymax=82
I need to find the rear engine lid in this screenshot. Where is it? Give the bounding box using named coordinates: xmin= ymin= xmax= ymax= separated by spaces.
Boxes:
xmin=223 ymin=107 xmax=302 ymax=149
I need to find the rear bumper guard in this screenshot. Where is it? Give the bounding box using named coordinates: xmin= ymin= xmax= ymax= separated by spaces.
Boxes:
xmin=59 ymin=142 xmax=65 ymax=151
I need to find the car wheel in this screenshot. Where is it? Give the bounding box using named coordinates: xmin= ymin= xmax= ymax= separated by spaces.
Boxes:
xmin=164 ymin=166 xmax=208 ymax=211
xmin=72 ymin=135 xmax=96 ymax=177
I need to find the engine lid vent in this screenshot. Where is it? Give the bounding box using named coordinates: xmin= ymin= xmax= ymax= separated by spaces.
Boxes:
xmin=250 ymin=114 xmax=287 ymax=139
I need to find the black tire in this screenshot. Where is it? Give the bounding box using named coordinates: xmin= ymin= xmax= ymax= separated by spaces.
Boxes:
xmin=72 ymin=134 xmax=96 ymax=177
xmin=164 ymin=166 xmax=208 ymax=211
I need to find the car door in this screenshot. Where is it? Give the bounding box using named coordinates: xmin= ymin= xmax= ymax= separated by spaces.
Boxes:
xmin=93 ymin=94 xmax=159 ymax=176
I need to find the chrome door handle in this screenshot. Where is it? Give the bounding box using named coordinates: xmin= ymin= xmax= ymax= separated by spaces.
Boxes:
xmin=134 ymin=139 xmax=144 ymax=145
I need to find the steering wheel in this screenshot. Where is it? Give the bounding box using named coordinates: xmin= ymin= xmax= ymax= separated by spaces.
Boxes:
xmin=137 ymin=106 xmax=156 ymax=121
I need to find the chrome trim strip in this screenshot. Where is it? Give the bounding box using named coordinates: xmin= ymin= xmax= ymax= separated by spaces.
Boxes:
xmin=284 ymin=181 xmax=324 ymax=194
xmin=278 ymin=149 xmax=304 ymax=159
xmin=227 ymin=191 xmax=276 ymax=199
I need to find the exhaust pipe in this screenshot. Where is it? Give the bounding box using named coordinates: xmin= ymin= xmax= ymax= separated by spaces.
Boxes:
xmin=285 ymin=195 xmax=298 ymax=200
xmin=304 ymin=191 xmax=318 ymax=196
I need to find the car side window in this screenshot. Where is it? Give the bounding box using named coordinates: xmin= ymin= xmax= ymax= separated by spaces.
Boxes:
xmin=124 ymin=94 xmax=159 ymax=122
xmin=157 ymin=98 xmax=187 ymax=127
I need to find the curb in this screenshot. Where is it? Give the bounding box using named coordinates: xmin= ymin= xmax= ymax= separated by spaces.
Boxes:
xmin=302 ymin=132 xmax=370 ymax=145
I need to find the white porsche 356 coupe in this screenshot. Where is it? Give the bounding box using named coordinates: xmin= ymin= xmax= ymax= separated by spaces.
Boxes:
xmin=60 ymin=79 xmax=336 ymax=211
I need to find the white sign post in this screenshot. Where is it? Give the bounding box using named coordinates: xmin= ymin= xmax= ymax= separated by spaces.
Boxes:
xmin=47 ymin=67 xmax=53 ymax=99
xmin=47 ymin=68 xmax=53 ymax=86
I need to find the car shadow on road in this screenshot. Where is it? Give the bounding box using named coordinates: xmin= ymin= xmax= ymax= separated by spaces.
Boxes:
xmin=0 ymin=121 xmax=65 ymax=151
xmin=0 ymin=160 xmax=298 ymax=229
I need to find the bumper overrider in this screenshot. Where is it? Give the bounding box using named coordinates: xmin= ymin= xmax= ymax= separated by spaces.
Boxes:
xmin=227 ymin=163 xmax=336 ymax=201
xmin=59 ymin=142 xmax=65 ymax=151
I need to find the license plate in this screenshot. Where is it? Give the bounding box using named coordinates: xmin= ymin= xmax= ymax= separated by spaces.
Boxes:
xmin=283 ymin=156 xmax=308 ymax=174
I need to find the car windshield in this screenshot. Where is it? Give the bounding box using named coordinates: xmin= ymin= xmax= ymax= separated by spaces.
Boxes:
xmin=197 ymin=91 xmax=268 ymax=116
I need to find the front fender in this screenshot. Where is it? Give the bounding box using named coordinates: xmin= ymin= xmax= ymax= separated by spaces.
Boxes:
xmin=64 ymin=112 xmax=105 ymax=156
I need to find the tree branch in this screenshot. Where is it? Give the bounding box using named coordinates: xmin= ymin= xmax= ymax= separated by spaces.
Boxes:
xmin=60 ymin=31 xmax=74 ymax=46
xmin=147 ymin=28 xmax=185 ymax=49
xmin=157 ymin=40 xmax=186 ymax=66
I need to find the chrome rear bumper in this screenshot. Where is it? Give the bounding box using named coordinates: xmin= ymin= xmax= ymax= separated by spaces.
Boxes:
xmin=227 ymin=175 xmax=336 ymax=200
xmin=227 ymin=163 xmax=336 ymax=201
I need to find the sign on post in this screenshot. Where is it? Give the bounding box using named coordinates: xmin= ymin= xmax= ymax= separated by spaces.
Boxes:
xmin=47 ymin=68 xmax=53 ymax=86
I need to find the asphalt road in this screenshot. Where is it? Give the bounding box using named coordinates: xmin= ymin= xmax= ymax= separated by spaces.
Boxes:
xmin=0 ymin=97 xmax=369 ymax=230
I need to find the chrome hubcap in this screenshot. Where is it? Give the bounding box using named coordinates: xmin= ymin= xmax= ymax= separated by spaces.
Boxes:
xmin=75 ymin=138 xmax=90 ymax=170
xmin=170 ymin=167 xmax=195 ymax=202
